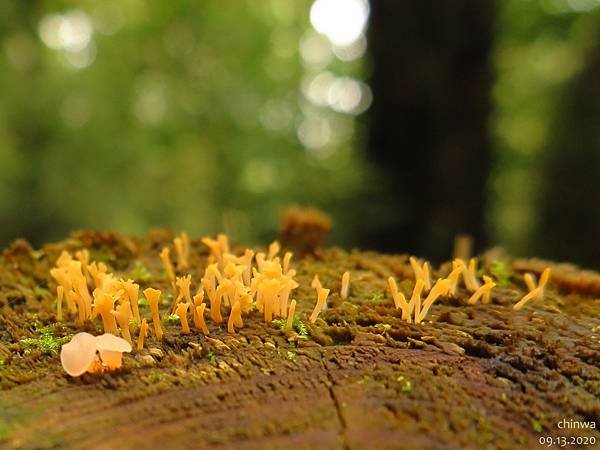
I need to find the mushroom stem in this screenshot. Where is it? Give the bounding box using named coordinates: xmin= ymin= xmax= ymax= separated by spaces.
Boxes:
xmin=309 ymin=287 xmax=330 ymax=324
xmin=340 ymin=271 xmax=350 ymax=299
xmin=137 ymin=319 xmax=148 ymax=351
xmin=195 ymin=304 xmax=210 ymax=335
xmin=175 ymin=302 xmax=190 ymax=334
xmin=144 ymin=288 xmax=164 ymax=340
xmin=285 ymin=299 xmax=296 ymax=332
xmin=228 ymin=301 xmax=243 ymax=333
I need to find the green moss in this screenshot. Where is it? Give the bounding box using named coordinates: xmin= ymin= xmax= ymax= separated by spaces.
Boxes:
xmin=532 ymin=420 xmax=543 ymax=433
xmin=490 ymin=261 xmax=513 ymax=288
xmin=206 ymin=351 xmax=216 ymax=363
xmin=164 ymin=314 xmax=180 ymax=324
xmin=396 ymin=375 xmax=412 ymax=392
xmin=146 ymin=373 xmax=164 ymax=384
xmin=19 ymin=325 xmax=71 ymax=355
xmin=286 ymin=350 xmax=297 ymax=361
xmin=138 ymin=297 xmax=149 ymax=307
xmin=271 ymin=317 xmax=310 ymax=337
xmin=369 ymin=293 xmax=384 ymax=302
xmin=374 ymin=323 xmax=391 ymax=331
xmin=130 ymin=261 xmax=152 ymax=282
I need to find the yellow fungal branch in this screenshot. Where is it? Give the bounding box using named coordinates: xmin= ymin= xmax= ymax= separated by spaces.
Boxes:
xmin=387 ymin=276 xmax=410 ymax=319
xmin=159 ymin=248 xmax=176 ymax=287
xmin=410 ymin=257 xmax=432 ymax=291
xmin=75 ymin=249 xmax=90 ymax=279
xmin=137 ymin=319 xmax=148 ymax=351
xmin=455 ymin=258 xmax=481 ymax=293
xmin=210 ymin=286 xmax=223 ymax=324
xmin=195 ymin=304 xmax=210 ymax=335
xmin=283 ymin=251 xmax=293 ymax=274
xmin=267 ymin=240 xmax=280 ymax=260
xmin=285 ymin=299 xmax=297 ymax=331
xmin=227 ymin=301 xmax=243 ymax=333
xmin=88 ymin=261 xmax=108 ymax=289
xmin=446 ymin=262 xmax=463 ymax=297
xmin=341 ymin=271 xmax=350 ymax=299
xmin=111 ymin=301 xmax=133 ymax=344
xmin=309 ymin=286 xmax=330 ymax=324
xmin=514 ymin=268 xmax=551 ymax=311
xmin=173 ymin=232 xmax=189 ymax=270
xmin=172 ymin=275 xmax=192 ymax=312
xmin=56 ymin=285 xmax=64 ymax=321
xmin=93 ymin=291 xmax=118 ymax=335
xmin=406 ymin=279 xmax=425 ymax=324
xmin=467 ymin=276 xmax=496 ymax=305
xmin=175 ymin=302 xmax=190 ymax=334
xmin=121 ymin=279 xmax=140 ymax=321
xmin=417 ymin=278 xmax=450 ymax=324
xmin=144 ymin=288 xmax=163 ymax=340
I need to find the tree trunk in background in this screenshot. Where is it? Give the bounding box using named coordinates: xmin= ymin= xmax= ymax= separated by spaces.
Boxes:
xmin=365 ymin=0 xmax=495 ymax=261
xmin=537 ymin=30 xmax=600 ymax=271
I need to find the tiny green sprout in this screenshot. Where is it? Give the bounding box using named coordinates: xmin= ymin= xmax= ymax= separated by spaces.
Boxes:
xmin=165 ymin=314 xmax=180 ymax=323
xmin=131 ymin=261 xmax=152 ymax=282
xmin=501 ymin=392 xmax=508 ymax=401
xmin=532 ymin=420 xmax=543 ymax=433
xmin=374 ymin=323 xmax=391 ymax=331
xmin=206 ymin=351 xmax=216 ymax=362
xmin=19 ymin=325 xmax=71 ymax=355
xmin=138 ymin=297 xmax=149 ymax=307
xmin=272 ymin=318 xmax=286 ymax=330
xmin=490 ymin=260 xmax=512 ymax=288
xmin=396 ymin=375 xmax=412 ymax=392
xmin=370 ymin=293 xmax=384 ymax=302
xmin=287 ymin=351 xmax=297 ymax=361
xmin=293 ymin=318 xmax=310 ymax=337
xmin=147 ymin=373 xmax=163 ymax=384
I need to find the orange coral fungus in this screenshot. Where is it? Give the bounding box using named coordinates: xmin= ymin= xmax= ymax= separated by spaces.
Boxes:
xmin=514 ymin=268 xmax=551 ymax=311
xmin=56 ymin=285 xmax=64 ymax=321
xmin=88 ymin=261 xmax=108 ymax=289
xmin=111 ymin=301 xmax=133 ymax=344
xmin=268 ymin=240 xmax=281 ymax=260
xmin=410 ymin=257 xmax=432 ymax=291
xmin=173 ymin=233 xmax=189 ymax=270
xmin=93 ymin=291 xmax=118 ymax=335
xmin=417 ymin=278 xmax=450 ymax=323
xmin=144 ymin=288 xmax=164 ymax=340
xmin=172 ymin=274 xmax=192 ymax=312
xmin=159 ymin=247 xmax=175 ymax=285
xmin=468 ymin=276 xmax=496 ymax=305
xmin=137 ymin=318 xmax=148 ymax=351
xmin=228 ymin=301 xmax=243 ymax=333
xmin=285 ymin=299 xmax=297 ymax=331
xmin=446 ymin=262 xmax=463 ymax=296
xmin=407 ymin=279 xmax=426 ymax=324
xmin=195 ymin=303 xmax=210 ymax=335
xmin=387 ymin=276 xmax=409 ymax=319
xmin=309 ymin=286 xmax=330 ymax=324
xmin=341 ymin=271 xmax=350 ymax=299
xmin=283 ymin=251 xmax=293 ymax=274
xmin=210 ymin=286 xmax=223 ymax=324
xmin=175 ymin=302 xmax=190 ymax=334
xmin=121 ymin=279 xmax=140 ymax=321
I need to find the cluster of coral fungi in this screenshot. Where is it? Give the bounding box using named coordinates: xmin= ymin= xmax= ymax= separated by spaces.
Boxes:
xmin=50 ymin=232 xmax=550 ymax=376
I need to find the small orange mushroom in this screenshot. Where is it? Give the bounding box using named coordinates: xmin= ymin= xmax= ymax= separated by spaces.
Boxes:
xmin=60 ymin=332 xmax=99 ymax=377
xmin=93 ymin=291 xmax=118 ymax=335
xmin=159 ymin=247 xmax=175 ymax=285
xmin=417 ymin=278 xmax=450 ymax=323
xmin=95 ymin=333 xmax=132 ymax=369
xmin=514 ymin=268 xmax=551 ymax=311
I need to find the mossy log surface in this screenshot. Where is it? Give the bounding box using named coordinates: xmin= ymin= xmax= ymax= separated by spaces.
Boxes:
xmin=1 ymin=231 xmax=599 ymax=450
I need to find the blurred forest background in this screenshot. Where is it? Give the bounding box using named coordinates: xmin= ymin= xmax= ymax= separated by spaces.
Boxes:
xmin=1 ymin=0 xmax=599 ymax=269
